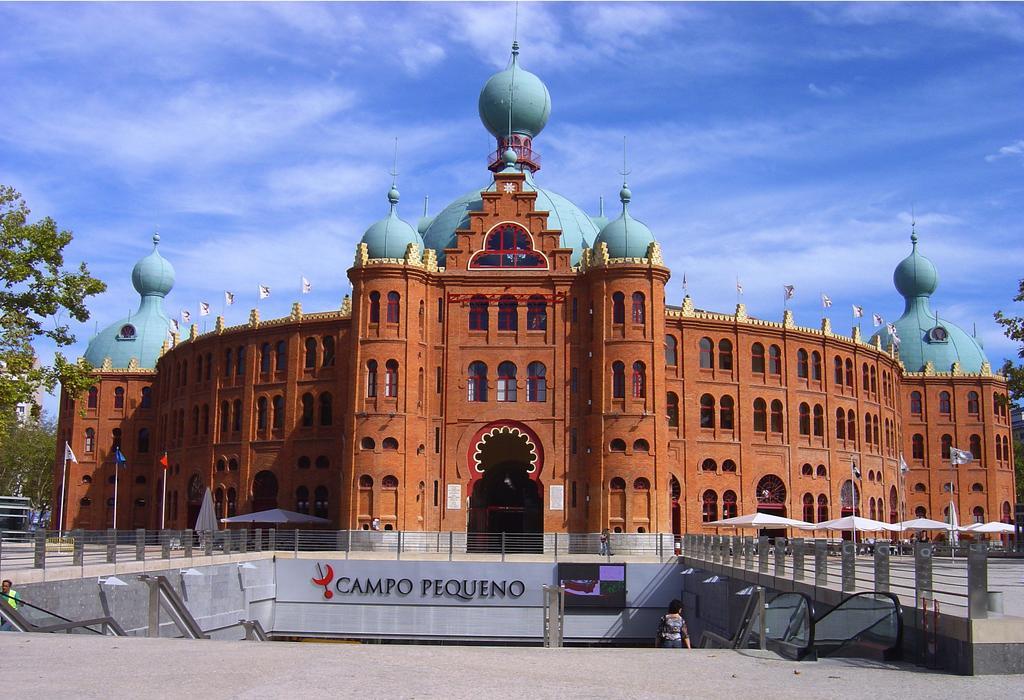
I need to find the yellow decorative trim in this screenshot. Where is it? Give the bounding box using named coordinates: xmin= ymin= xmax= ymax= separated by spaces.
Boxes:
xmin=189 ymin=324 xmax=198 ymax=341
xmin=405 ymin=242 xmax=424 ymax=268
xmin=249 ymin=309 xmax=260 ymax=327
xmin=981 ymin=361 xmax=992 ymax=376
xmin=646 ymin=241 xmax=664 ymax=267
xmin=354 ymin=242 xmax=369 ymax=267
xmin=924 ymin=360 xmax=935 ymax=376
xmin=821 ymin=318 xmax=832 ymax=336
xmin=681 ymin=295 xmax=694 ymax=317
xmin=783 ymin=309 xmax=795 ymax=329
xmin=170 ymin=332 xmax=179 ymax=347
xmin=341 ymin=294 xmax=352 ymax=318
xmin=290 ymin=302 xmax=302 ymax=321
xmin=423 ymin=248 xmax=438 ymax=272
xmin=101 ymin=357 xmax=113 ymax=371
xmin=951 ymin=361 xmax=962 ymax=376
xmin=735 ymin=303 xmax=748 ymax=321
xmin=852 ymin=326 xmax=861 ymax=343
xmin=215 ymin=316 xmax=224 ymax=333
xmin=127 ymin=357 xmax=139 ymax=371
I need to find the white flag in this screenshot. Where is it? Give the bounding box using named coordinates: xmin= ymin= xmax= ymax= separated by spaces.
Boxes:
xmin=783 ymin=285 xmax=795 ymax=300
xmin=852 ymin=305 xmax=864 ymax=318
xmin=64 ymin=441 xmax=78 ymax=464
xmin=736 ymin=280 xmax=744 ymax=295
xmin=852 ymin=463 xmax=862 ymax=480
xmin=170 ymin=318 xmax=179 ymax=334
xmin=899 ymin=454 xmax=909 ymax=474
xmin=181 ymin=309 xmax=191 ymax=323
xmin=301 ymin=277 xmax=312 ymax=294
xmin=224 ymin=291 xmax=235 ymax=306
xmin=950 ymin=447 xmax=974 ymax=466
xmin=821 ymin=293 xmax=832 ymax=308
xmin=872 ymin=313 xmax=883 ymax=327
xmin=258 ymin=284 xmax=271 ymax=300
xmin=199 ymin=302 xmax=210 ymax=317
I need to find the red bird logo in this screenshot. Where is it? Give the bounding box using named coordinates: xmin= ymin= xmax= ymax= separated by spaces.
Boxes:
xmin=312 ymin=562 xmax=334 ymax=599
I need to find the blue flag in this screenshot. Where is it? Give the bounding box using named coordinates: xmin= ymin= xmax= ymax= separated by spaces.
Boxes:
xmin=115 ymin=447 xmax=127 ymax=467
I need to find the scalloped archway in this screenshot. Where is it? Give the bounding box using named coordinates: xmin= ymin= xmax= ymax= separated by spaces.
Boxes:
xmin=466 ymin=421 xmax=544 ymax=544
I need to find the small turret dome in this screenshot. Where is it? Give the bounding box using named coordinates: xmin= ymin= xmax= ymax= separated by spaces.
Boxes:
xmin=893 ymin=232 xmax=938 ymax=298
xmin=592 ymin=183 xmax=656 ymax=259
xmin=360 ymin=187 xmax=421 ymax=259
xmin=131 ymin=233 xmax=175 ymax=297
xmin=478 ymin=42 xmax=551 ymax=139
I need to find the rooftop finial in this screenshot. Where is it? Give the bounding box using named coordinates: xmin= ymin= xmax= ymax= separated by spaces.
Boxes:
xmin=388 ymin=137 xmax=400 ymax=207
xmin=152 ymin=231 xmax=160 ymax=247
xmin=910 ymin=204 xmax=917 ymax=246
xmin=422 ymin=195 xmax=429 ymax=218
xmin=599 ymin=195 xmax=605 ymax=217
xmin=512 ymin=0 xmax=520 ymax=50
xmin=618 ymin=136 xmax=632 ymax=206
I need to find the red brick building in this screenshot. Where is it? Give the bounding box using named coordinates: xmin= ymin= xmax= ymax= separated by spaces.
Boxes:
xmin=53 ymin=45 xmax=1016 ymax=536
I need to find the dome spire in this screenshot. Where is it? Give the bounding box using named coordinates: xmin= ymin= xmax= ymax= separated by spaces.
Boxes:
xmin=619 ymin=136 xmax=632 ymax=211
xmin=387 ymin=137 xmax=400 ymax=210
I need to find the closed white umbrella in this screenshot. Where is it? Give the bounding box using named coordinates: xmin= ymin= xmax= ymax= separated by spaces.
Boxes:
xmin=800 ymin=515 xmax=900 ymax=532
xmin=706 ymin=512 xmax=813 ymax=528
xmin=897 ymin=517 xmax=950 ymax=532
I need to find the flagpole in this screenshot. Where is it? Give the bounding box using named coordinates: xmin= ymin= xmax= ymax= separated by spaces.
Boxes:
xmin=850 ymin=459 xmax=858 ymax=549
xmin=113 ymin=458 xmax=119 ymax=530
xmin=161 ymin=467 xmax=167 ymax=530
xmin=59 ymin=447 xmax=69 ymax=535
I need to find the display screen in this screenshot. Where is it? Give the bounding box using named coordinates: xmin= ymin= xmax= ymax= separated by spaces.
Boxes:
xmin=557 ymin=563 xmax=627 ymax=609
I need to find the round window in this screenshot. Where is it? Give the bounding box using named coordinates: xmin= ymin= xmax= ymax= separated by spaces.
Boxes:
xmin=119 ymin=324 xmax=136 ymax=339
xmin=929 ymin=326 xmax=948 ymax=342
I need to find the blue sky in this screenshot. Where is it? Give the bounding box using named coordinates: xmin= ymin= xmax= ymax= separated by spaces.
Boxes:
xmin=2 ymin=2 xmax=1023 ymax=415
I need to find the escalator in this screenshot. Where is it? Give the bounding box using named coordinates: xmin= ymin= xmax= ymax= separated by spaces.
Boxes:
xmin=702 ymin=589 xmax=902 ymax=662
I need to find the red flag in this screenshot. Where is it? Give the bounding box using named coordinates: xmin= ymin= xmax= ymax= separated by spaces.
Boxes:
xmin=160 ymin=452 xmax=169 ymax=470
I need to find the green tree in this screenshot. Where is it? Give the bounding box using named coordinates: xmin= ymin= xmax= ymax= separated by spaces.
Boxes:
xmin=0 ymin=185 xmax=106 ymax=437
xmin=995 ymin=278 xmax=1024 ymax=501
xmin=0 ymin=416 xmax=56 ymax=514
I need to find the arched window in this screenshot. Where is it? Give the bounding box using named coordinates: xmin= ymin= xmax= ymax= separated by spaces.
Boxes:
xmin=702 ymin=491 xmax=718 ymax=523
xmin=386 ymin=291 xmax=400 ymax=323
xmin=304 ymin=338 xmax=317 ymax=369
xmin=274 ymin=340 xmax=286 ymax=371
xmin=939 ymin=391 xmax=951 ymax=415
xmin=872 ymin=414 xmax=880 ymax=447
xmin=497 ymin=361 xmax=517 ymax=402
xmin=913 ymin=482 xmax=926 ymax=493
xmin=610 ymin=477 xmax=626 ymax=491
xmin=633 ymin=439 xmax=649 ymax=452
xmin=233 ymin=346 xmax=243 ymax=376
xmin=256 ymin=397 xmax=267 ymax=430
xmin=632 ymin=361 xmax=646 ymax=398
xmin=811 ymin=351 xmax=822 ymax=380
xmin=910 ymin=391 xmax=922 ymax=415
xmin=667 ymin=392 xmax=680 ymax=427
xmin=610 ymin=439 xmax=626 ymax=452
xmin=612 ymin=292 xmax=625 ymax=324
xmin=469 ymin=295 xmax=488 ymax=330
xmin=114 ymin=387 xmax=125 ymax=409
xmin=751 ymin=343 xmax=765 ymax=373
xmin=817 ymin=494 xmax=829 ymax=523
xmin=665 ymin=335 xmax=678 ymax=366
xmin=996 ymin=436 xmax=1004 ymax=462
xmin=846 ymin=409 xmax=856 ymax=442
xmin=722 ymin=490 xmax=738 ymax=518
xmin=384 ymin=360 xmax=399 ymax=398
xmin=699 ymin=337 xmax=714 ymax=368
xmin=196 ymin=355 xmax=203 ymax=383
xmin=753 ymin=398 xmax=767 ymax=432
xmin=232 ymin=399 xmax=241 ymax=431
xmin=319 ymin=393 xmax=333 ymax=426
xmin=720 ymin=395 xmax=735 ymax=430
xmin=468 ymin=361 xmax=488 ymax=402
xmin=803 ymin=493 xmax=815 ymax=523
xmin=864 ymin=414 xmax=872 ymax=444
xmin=633 ymin=477 xmax=650 ymax=491
xmin=797 ymin=349 xmax=809 ymax=378
xmin=315 ymin=455 xmax=329 ymax=469
xmin=369 ymin=291 xmax=381 ymax=323
xmin=834 ymin=356 xmax=843 ymax=385
xmin=141 ymin=387 xmax=152 ymax=408
xmin=967 ymin=391 xmax=979 ymax=415
xmin=862 ymin=363 xmax=870 ymax=391
xmin=382 ymin=474 xmax=399 ymax=488
xmin=382 ymin=437 xmax=399 ymax=451
xmin=971 ymin=482 xmax=984 ymax=493
xmin=527 ymin=362 xmax=546 ymax=402
xmin=360 ymin=437 xmax=375 ymax=450
xmin=770 ymin=400 xmax=784 ymax=434
xmin=768 ymin=345 xmax=782 ymax=375
xmin=941 ymin=434 xmax=952 ymax=459
xmin=799 ymin=403 xmax=811 ymax=435
xmin=301 ymin=393 xmax=314 ymax=427
xmin=216 ymin=459 xmax=226 ymax=473
xmin=631 ymin=292 xmax=645 ymax=324
xmin=322 ymin=335 xmax=335 ymax=367
xmin=700 ymin=394 xmax=715 ymax=428
xmin=527 ymin=295 xmax=547 ymax=330
xmin=870 ymin=366 xmax=877 ymax=394
xmin=1002 ymin=501 xmax=1012 ymax=523
xmin=295 ymin=486 xmax=310 ymax=514
xmin=869 ymin=497 xmax=877 ymax=520
xmin=470 ymin=223 xmax=547 ymax=268
xmin=87 ymin=386 xmax=98 ymax=408
xmin=297 ymin=456 xmax=310 ymax=469
xmin=220 ymin=401 xmax=230 ymax=433
xmin=498 ymin=296 xmax=518 ymax=331
xmin=721 ymin=460 xmax=737 ymax=473
xmin=272 ymin=395 xmax=284 ymax=429
xmin=718 ymin=339 xmax=733 ymax=370
xmin=813 ymin=404 xmax=824 ymax=436
xmin=701 ymin=458 xmax=718 ymax=472
xmin=314 ymin=486 xmax=329 ymax=519
xmin=915 ymin=506 xmax=927 ymax=518
xmin=260 ymin=342 xmax=271 ymax=373
xmin=359 ymin=474 xmax=373 ymax=488
xmin=612 ymin=361 xmax=625 ymax=399
xmin=912 ymin=433 xmax=925 ymax=459
xmin=973 ymin=506 xmax=985 ymax=524
xmin=192 ymin=405 xmax=200 ymax=435
xmin=845 ymin=358 xmax=854 ymax=387
xmin=802 ymin=463 xmax=813 ymax=476
xmin=366 ymin=360 xmax=378 ymax=398
xmin=816 ymin=464 xmax=827 ymax=477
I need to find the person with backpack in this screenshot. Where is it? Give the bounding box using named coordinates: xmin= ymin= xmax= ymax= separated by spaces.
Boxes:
xmin=656 ymin=598 xmax=690 ymax=648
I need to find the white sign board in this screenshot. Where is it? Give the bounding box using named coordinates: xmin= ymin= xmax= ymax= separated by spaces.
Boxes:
xmin=549 ymin=484 xmax=564 ymax=511
xmin=446 ymin=483 xmax=462 ymax=510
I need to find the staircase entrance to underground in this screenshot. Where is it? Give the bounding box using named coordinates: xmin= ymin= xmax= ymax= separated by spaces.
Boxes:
xmin=468 ymin=424 xmax=543 ymax=553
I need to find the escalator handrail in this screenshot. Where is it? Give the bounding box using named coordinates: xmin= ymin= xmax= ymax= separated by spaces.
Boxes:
xmin=812 ymin=591 xmax=904 ymax=656
xmin=760 ymin=591 xmax=816 ymax=660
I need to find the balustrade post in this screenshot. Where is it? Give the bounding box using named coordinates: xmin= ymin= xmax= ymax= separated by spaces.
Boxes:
xmin=135 ymin=529 xmax=146 ymax=561
xmin=757 ymin=536 xmax=769 ymax=573
xmin=72 ymin=529 xmax=84 ymax=567
xmin=184 ymin=529 xmax=193 ymax=558
xmin=814 ymin=539 xmax=827 ymax=587
xmin=841 ymin=540 xmax=856 ymax=592
xmin=33 ymin=530 xmax=46 ymax=569
xmin=874 ymin=542 xmax=890 ymax=593
xmin=914 ymin=541 xmax=933 ymax=602
xmin=160 ymin=530 xmax=171 ymax=559
xmin=967 ymin=542 xmax=988 ymax=619
xmin=792 ymin=538 xmax=805 ymax=581
xmin=743 ymin=537 xmax=753 ymax=570
xmin=774 ymin=538 xmax=786 ymax=578
xmin=106 ymin=528 xmax=117 ymax=564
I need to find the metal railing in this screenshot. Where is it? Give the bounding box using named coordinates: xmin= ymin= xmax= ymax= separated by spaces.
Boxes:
xmin=681 ymin=534 xmax=998 ymax=619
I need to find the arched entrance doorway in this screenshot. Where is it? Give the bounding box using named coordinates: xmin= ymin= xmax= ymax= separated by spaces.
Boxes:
xmin=669 ymin=475 xmax=682 ymax=538
xmin=467 ymin=422 xmax=543 ymax=551
xmin=756 ymin=474 xmax=787 ymax=539
xmin=252 ymin=470 xmax=279 ymax=512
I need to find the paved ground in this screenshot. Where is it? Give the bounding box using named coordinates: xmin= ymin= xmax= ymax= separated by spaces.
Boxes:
xmin=1 ymin=634 xmax=1020 ymax=699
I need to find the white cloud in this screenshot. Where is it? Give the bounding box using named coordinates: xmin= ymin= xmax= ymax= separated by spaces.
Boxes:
xmin=808 ymin=82 xmax=847 ymax=99
xmin=985 ymin=139 xmax=1024 ymax=163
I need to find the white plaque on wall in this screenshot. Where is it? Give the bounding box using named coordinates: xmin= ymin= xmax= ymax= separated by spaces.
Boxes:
xmin=446 ymin=484 xmax=462 ymax=510
xmin=549 ymin=484 xmax=564 ymax=511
